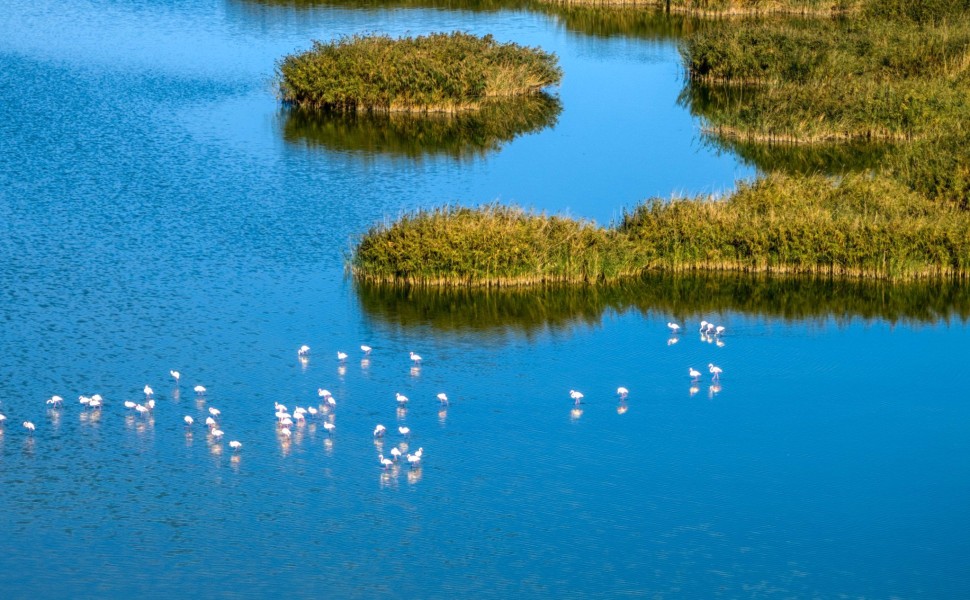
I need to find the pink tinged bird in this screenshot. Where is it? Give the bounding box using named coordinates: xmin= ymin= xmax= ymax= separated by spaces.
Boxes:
xmin=708 ymin=363 xmax=723 ymax=381
xmin=298 ymin=345 xmax=310 ymax=356
xmin=360 ymin=345 xmax=372 ymax=354
xmin=323 ymin=422 xmax=335 ymax=435
xmin=205 ymin=417 xmax=217 ymax=428
xmin=414 ymin=447 xmax=423 ymax=458
xmin=229 ymin=440 xmax=242 ymax=450
xmin=689 ymin=367 xmax=702 ymax=380
xmin=124 ymin=400 xmax=137 ymax=410
xmin=170 ymin=370 xmax=180 ymax=384
xmin=0 ymin=414 xmax=7 ymax=424
xmin=135 ymin=404 xmax=149 ymax=415
xmin=147 ymin=399 xmax=155 ymax=410
xmin=194 ymin=385 xmax=206 ymax=395
xmin=390 ymin=447 xmax=402 ymax=461
xmin=378 ymin=454 xmax=393 ymax=469
xmin=667 ymin=322 xmax=681 ymax=334
xmin=317 ymin=389 xmax=331 ymax=399
xmin=211 ymin=429 xmax=224 ymax=438
xmin=306 ymin=406 xmax=318 ymax=416
xmin=184 ymin=415 xmax=194 ymax=426
xmin=617 ymin=387 xmax=629 ymax=398
xmin=569 ymin=390 xmax=584 ymax=404
xmin=437 ymin=393 xmax=449 ymax=404
xmin=337 ymin=351 xmax=348 ymax=361
xmin=398 ymin=426 xmax=410 ymax=437
xmin=79 ymin=395 xmax=91 ymax=405
xmin=406 ymin=453 xmax=421 ymax=467
xmin=280 ymin=417 xmax=293 ymax=427
xmin=144 ymin=385 xmax=153 ymax=398
xmin=699 ymin=320 xmax=709 ymax=332
xmin=395 ymin=393 xmax=408 ymax=404
xmin=715 ymin=325 xmax=726 ymax=336
xmin=373 ymin=424 xmax=386 ymax=437
xmin=23 ymin=421 xmax=36 ymax=432
xmin=46 ymin=395 xmax=64 ymax=407
xmin=409 ymin=352 xmax=422 ymax=363
xmin=208 ymin=407 xmax=220 ymax=417
xmin=280 ymin=427 xmax=292 ymax=438
xmin=88 ymin=397 xmax=102 ymax=408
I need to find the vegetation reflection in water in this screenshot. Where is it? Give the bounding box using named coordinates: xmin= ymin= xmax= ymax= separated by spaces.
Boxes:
xmin=281 ymin=93 xmax=561 ymax=158
xmin=356 ymin=272 xmax=970 ymax=336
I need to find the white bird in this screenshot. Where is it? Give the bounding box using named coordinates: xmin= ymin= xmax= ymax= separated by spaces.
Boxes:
xmin=569 ymin=390 xmax=584 ymax=405
xmin=298 ymin=345 xmax=310 ymax=357
xmin=205 ymin=416 xmax=217 ymax=428
xmin=398 ymin=426 xmax=410 ymax=437
xmin=294 ymin=406 xmax=306 ymax=415
xmin=373 ymin=424 xmax=386 ymax=437
xmin=699 ymin=320 xmax=709 ymax=333
xmin=211 ymin=429 xmax=224 ymax=438
xmin=170 ymin=370 xmax=180 ymax=384
xmin=78 ymin=395 xmax=91 ymax=405
xmin=406 ymin=453 xmax=421 ymax=467
xmin=306 ymin=406 xmax=318 ymax=416
xmin=229 ymin=440 xmax=242 ymax=450
xmin=143 ymin=385 xmax=154 ymax=399
xmin=378 ymin=454 xmax=393 ymax=469
xmin=280 ymin=427 xmax=292 ymax=438
xmin=208 ymin=407 xmax=220 ymax=417
xmin=414 ymin=447 xmax=423 ymax=458
xmin=390 ymin=447 xmax=402 ymax=461
xmin=437 ymin=392 xmax=449 ymax=404
xmin=336 ymin=351 xmax=348 ymax=362
xmin=715 ymin=325 xmax=726 ymax=336
xmin=135 ymin=404 xmax=149 ymax=415
xmin=667 ymin=322 xmax=681 ymax=334
xmin=325 ymin=396 xmax=336 ymax=408
xmin=0 ymin=413 xmax=6 ymax=424
xmin=184 ymin=415 xmax=194 ymax=426
xmin=46 ymin=395 xmax=64 ymax=407
xmin=395 ymin=393 xmax=409 ymax=404
xmin=708 ymin=363 xmax=723 ymax=381
xmin=293 ymin=411 xmax=305 ymax=422
xmin=147 ymin=399 xmax=155 ymax=411
xmin=323 ymin=422 xmax=335 ymax=435
xmin=124 ymin=400 xmax=137 ymax=410
xmin=280 ymin=417 xmax=293 ymax=427
xmin=360 ymin=345 xmax=372 ymax=354
xmin=193 ymin=385 xmax=206 ymax=395
xmin=23 ymin=421 xmax=35 ymax=432
xmin=409 ymin=351 xmax=422 ymax=364
xmin=88 ymin=397 xmax=102 ymax=409
xmin=616 ymin=387 xmax=629 ymax=398
xmin=689 ymin=367 xmax=702 ymax=380
xmin=317 ymin=389 xmax=331 ymax=399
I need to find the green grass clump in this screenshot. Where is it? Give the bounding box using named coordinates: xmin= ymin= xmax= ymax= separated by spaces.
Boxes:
xmin=351 ymin=204 xmax=637 ymax=285
xmin=277 ymin=32 xmax=563 ymax=113
xmin=350 ymin=175 xmax=970 ymax=285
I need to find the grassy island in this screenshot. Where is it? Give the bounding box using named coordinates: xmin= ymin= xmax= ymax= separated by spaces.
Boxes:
xmin=277 ymin=32 xmax=563 ymax=112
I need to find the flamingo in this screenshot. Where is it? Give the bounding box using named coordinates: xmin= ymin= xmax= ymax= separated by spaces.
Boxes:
xmin=229 ymin=440 xmax=242 ymax=450
xmin=323 ymin=421 xmax=335 ymax=435
xmin=184 ymin=415 xmax=194 ymax=426
xmin=280 ymin=427 xmax=292 ymax=438
xmin=373 ymin=424 xmax=386 ymax=438
xmin=298 ymin=345 xmax=310 ymax=357
xmin=317 ymin=389 xmax=331 ymax=399
xmin=437 ymin=392 xmax=449 ymax=404
xmin=147 ymin=399 xmax=155 ymax=411
xmin=170 ymin=370 xmax=180 ymax=384
xmin=211 ymin=429 xmax=224 ymax=438
xmin=715 ymin=325 xmax=726 ymax=336
xmin=23 ymin=421 xmax=35 ymax=433
xmin=0 ymin=413 xmax=7 ymax=424
xmin=135 ymin=404 xmax=149 ymax=415
xmin=193 ymin=385 xmax=206 ymax=395
xmin=689 ymin=367 xmax=702 ymax=381
xmin=708 ymin=363 xmax=723 ymax=381
xmin=667 ymin=322 xmax=681 ymax=334
xmin=336 ymin=351 xmax=348 ymax=362
xmin=46 ymin=395 xmax=64 ymax=407
xmin=306 ymin=406 xmax=318 ymax=416
xmin=569 ymin=390 xmax=584 ymax=405
xmin=79 ymin=395 xmax=91 ymax=405
xmin=143 ymin=385 xmax=154 ymax=399
xmin=414 ymin=447 xmax=423 ymax=458
xmin=360 ymin=345 xmax=372 ymax=354
xmin=124 ymin=400 xmax=137 ymax=410
xmin=406 ymin=453 xmax=421 ymax=467
xmin=699 ymin=320 xmax=709 ymax=333
xmin=205 ymin=416 xmax=217 ymax=428
xmin=378 ymin=454 xmax=393 ymax=469
xmin=395 ymin=393 xmax=409 ymax=404
xmin=325 ymin=396 xmax=336 ymax=408
xmin=88 ymin=396 xmax=102 ymax=409
xmin=398 ymin=426 xmax=410 ymax=438
xmin=409 ymin=352 xmax=422 ymax=364
xmin=208 ymin=407 xmax=220 ymax=417
xmin=390 ymin=447 xmax=402 ymax=461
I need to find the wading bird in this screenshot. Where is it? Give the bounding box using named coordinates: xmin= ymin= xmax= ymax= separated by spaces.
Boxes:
xmin=708 ymin=363 xmax=723 ymax=381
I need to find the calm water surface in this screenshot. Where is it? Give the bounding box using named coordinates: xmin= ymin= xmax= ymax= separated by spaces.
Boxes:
xmin=1 ymin=1 xmax=968 ymax=598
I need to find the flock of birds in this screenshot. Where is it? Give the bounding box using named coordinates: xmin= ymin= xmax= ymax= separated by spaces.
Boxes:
xmin=0 ymin=319 xmax=728 ymax=471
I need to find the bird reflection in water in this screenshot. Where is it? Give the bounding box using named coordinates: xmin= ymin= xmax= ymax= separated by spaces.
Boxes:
xmin=396 ymin=406 xmax=407 ymax=420
xmin=171 ymin=386 xmax=180 ymax=401
xmin=689 ymin=385 xmax=700 ymax=398
xmin=323 ymin=437 xmax=334 ymax=456
xmin=708 ymin=384 xmax=722 ymax=399
xmin=185 ymin=430 xmax=194 ymax=447
xmin=210 ymin=443 xmax=223 ymax=457
xmin=438 ymin=407 xmax=447 ymax=425
xmin=410 ymin=366 xmax=421 ymax=378
xmin=407 ymin=466 xmax=422 ymax=485
xmin=379 ymin=471 xmax=398 ymax=489
xmin=361 ymin=358 xmax=370 ymax=371
xmin=617 ymin=401 xmax=629 ymax=415
xmin=373 ymin=438 xmax=384 ymax=452
xmin=299 ymin=355 xmax=309 ymax=372
xmin=337 ymin=365 xmax=347 ymax=378
xmin=230 ymin=454 xmax=241 ymax=470
xmin=667 ymin=336 xmax=679 ymax=346
xmin=570 ymin=407 xmax=583 ymax=421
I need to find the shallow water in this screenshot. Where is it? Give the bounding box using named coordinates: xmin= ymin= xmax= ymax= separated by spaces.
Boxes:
xmin=1 ymin=1 xmax=968 ymax=598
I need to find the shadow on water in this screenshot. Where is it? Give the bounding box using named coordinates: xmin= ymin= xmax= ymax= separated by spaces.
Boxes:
xmin=280 ymin=94 xmax=562 ymax=159
xmin=679 ymin=85 xmax=891 ymax=175
xmin=357 ymin=272 xmax=970 ymax=336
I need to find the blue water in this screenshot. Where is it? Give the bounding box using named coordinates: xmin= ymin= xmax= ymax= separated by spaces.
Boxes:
xmin=2 ymin=1 xmax=969 ymax=598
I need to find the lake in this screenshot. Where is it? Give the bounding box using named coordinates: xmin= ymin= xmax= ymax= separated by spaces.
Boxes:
xmin=1 ymin=1 xmax=968 ymax=598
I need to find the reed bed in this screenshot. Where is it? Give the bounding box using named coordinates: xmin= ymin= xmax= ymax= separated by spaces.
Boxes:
xmin=277 ymin=32 xmax=563 ymax=113
xmin=350 ymin=175 xmax=970 ymax=285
